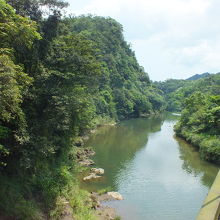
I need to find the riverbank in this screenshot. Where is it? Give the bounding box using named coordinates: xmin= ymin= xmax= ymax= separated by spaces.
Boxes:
xmin=173 ymin=92 xmax=220 ymax=165
xmin=74 ymin=121 xmax=123 ymax=220
xmin=174 ymin=125 xmax=220 ymax=164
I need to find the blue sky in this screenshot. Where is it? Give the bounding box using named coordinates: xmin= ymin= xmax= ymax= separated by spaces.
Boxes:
xmin=66 ymin=0 xmax=220 ymax=81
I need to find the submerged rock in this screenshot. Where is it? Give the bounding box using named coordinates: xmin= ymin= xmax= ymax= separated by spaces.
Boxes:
xmin=91 ymin=191 xmax=123 ymax=202
xmin=91 ymin=168 xmax=104 ymax=175
xmin=83 ymin=173 xmax=102 ymax=181
xmin=107 ymin=192 xmax=123 ymax=200
xmin=79 ymin=159 xmax=95 ymax=167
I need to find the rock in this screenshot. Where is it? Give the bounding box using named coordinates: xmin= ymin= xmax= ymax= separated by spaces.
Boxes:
xmin=107 ymin=192 xmax=123 ymax=200
xmin=94 ymin=206 xmax=117 ymax=220
xmin=84 ymin=148 xmax=95 ymax=156
xmin=90 ymin=129 xmax=97 ymax=134
xmin=91 ymin=168 xmax=104 ymax=175
xmin=82 ymin=135 xmax=89 ymax=141
xmin=79 ymin=159 xmax=95 ymax=167
xmin=58 ymin=198 xmax=74 ymax=220
xmin=74 ymin=138 xmax=84 ymax=147
xmin=83 ymin=173 xmax=102 ymax=181
xmin=91 ymin=191 xmax=120 ymax=219
xmin=90 ymin=192 xmax=123 ymax=202
xmin=140 ymin=113 xmax=150 ymax=118
xmin=76 ymin=148 xmax=95 ymax=160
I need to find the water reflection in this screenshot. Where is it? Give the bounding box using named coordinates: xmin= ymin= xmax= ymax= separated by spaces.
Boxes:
xmin=82 ymin=113 xmax=219 ymax=220
xmin=82 ymin=116 xmax=164 ymax=191
xmin=176 ymin=136 xmax=219 ymax=187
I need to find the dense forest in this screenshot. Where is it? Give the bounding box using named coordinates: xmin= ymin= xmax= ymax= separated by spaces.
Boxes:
xmin=0 ymin=0 xmax=165 ymax=219
xmin=155 ymin=73 xmax=220 ymax=112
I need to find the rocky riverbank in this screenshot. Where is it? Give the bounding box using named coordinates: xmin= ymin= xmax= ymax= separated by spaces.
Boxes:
xmin=91 ymin=192 xmax=123 ymax=220
xmin=73 ymin=123 xmax=123 ymax=220
xmin=70 ymin=122 xmax=122 ymax=220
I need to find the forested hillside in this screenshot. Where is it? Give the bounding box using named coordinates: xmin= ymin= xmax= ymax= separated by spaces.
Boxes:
xmin=0 ymin=0 xmax=165 ymax=219
xmin=155 ymin=73 xmax=220 ymax=112
xmin=186 ymin=72 xmax=210 ymax=81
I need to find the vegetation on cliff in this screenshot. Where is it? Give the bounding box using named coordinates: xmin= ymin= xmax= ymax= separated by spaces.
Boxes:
xmin=0 ymin=0 xmax=219 ymax=218
xmin=0 ymin=0 xmax=165 ymax=218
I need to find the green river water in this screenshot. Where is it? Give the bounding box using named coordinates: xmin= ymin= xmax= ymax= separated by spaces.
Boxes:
xmin=82 ymin=113 xmax=219 ymax=220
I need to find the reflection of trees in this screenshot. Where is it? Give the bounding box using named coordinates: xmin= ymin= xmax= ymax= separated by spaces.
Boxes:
xmin=176 ymin=136 xmax=219 ymax=188
xmin=82 ymin=116 xmax=163 ymax=191
xmin=81 ymin=113 xmax=218 ymax=192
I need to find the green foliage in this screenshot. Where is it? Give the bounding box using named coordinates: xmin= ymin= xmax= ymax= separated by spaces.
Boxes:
xmin=0 ymin=54 xmax=32 ymax=166
xmin=174 ymin=92 xmax=220 ymax=164
xmin=97 ymin=186 xmax=113 ymax=195
xmin=66 ymin=16 xmax=165 ymax=119
xmin=157 ymin=73 xmax=220 ymax=164
xmin=0 ymin=0 xmax=41 ymax=59
xmin=156 ymin=73 xmax=220 ymax=112
xmin=7 ymin=0 xmax=69 ymax=21
xmin=0 ymin=1 xmax=165 ymax=218
xmin=0 ymin=55 xmax=32 ymax=122
xmin=0 ymin=175 xmax=42 ymax=220
xmin=62 ymin=187 xmax=96 ymax=220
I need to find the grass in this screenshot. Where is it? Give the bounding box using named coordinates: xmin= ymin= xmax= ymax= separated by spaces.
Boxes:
xmin=50 ymin=185 xmax=96 ymax=220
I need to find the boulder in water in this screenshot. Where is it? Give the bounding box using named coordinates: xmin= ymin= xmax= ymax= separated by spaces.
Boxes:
xmin=91 ymin=168 xmax=104 ymax=175
xmin=83 ymin=173 xmax=102 ymax=181
xmin=79 ymin=159 xmax=95 ymax=167
xmin=107 ymin=192 xmax=123 ymax=200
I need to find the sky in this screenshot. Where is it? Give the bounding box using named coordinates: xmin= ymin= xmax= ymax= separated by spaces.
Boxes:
xmin=66 ymin=0 xmax=220 ymax=81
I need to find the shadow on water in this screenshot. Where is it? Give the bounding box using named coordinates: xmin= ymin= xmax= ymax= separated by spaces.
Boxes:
xmin=176 ymin=136 xmax=219 ymax=188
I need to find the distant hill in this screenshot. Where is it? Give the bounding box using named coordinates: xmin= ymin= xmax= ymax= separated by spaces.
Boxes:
xmin=186 ymin=72 xmax=210 ymax=80
xmin=155 ymin=71 xmax=220 ymax=112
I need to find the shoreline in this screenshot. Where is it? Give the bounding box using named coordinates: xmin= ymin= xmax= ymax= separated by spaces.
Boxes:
xmin=75 ymin=121 xmax=122 ymax=220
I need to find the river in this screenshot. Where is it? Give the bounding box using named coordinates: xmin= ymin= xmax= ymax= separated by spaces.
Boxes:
xmin=82 ymin=113 xmax=219 ymax=220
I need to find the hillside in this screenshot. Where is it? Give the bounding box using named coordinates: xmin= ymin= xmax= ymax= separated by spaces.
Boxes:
xmin=186 ymin=72 xmax=210 ymax=80
xmin=154 ymin=72 xmax=220 ymax=164
xmin=155 ymin=72 xmax=220 ymax=111
xmin=0 ymin=0 xmax=165 ymax=219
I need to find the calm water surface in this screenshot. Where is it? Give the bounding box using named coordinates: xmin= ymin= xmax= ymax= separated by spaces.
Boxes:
xmin=82 ymin=113 xmax=219 ymax=220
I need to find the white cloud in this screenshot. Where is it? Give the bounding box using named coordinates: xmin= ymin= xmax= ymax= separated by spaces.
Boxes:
xmin=73 ymin=0 xmax=210 ymax=16
xmin=175 ymin=40 xmax=220 ymax=69
xmin=68 ymin=0 xmax=220 ymax=80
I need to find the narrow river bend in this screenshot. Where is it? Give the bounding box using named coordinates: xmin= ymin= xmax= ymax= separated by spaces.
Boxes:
xmin=82 ymin=113 xmax=219 ymax=220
